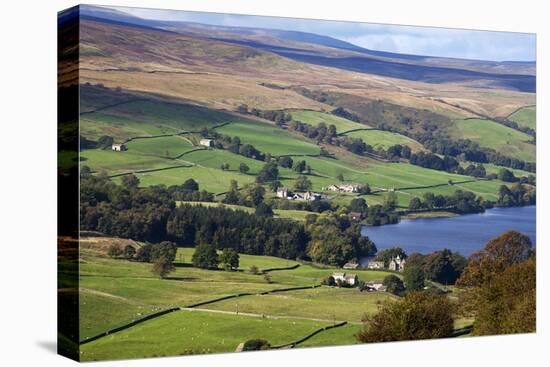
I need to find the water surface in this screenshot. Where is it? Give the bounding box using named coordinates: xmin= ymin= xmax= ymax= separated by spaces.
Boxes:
xmin=360 ymin=206 xmax=536 ymax=258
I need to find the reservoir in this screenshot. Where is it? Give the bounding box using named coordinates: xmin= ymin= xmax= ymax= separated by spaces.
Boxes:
xmin=361 ymin=205 xmax=536 ymax=257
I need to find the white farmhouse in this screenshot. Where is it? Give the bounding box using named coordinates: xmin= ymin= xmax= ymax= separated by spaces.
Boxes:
xmin=199 ymin=139 xmax=214 ymax=147
xmin=112 ymin=143 xmax=126 ymax=152
xmin=332 ymin=272 xmax=358 ymax=286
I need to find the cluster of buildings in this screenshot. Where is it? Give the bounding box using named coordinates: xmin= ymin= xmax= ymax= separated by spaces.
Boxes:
xmin=367 ymin=255 xmax=406 ymax=272
xmin=276 ymin=187 xmax=322 ymax=201
xmin=324 ymin=183 xmax=364 ymax=193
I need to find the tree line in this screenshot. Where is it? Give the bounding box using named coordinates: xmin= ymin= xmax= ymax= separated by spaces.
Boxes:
xmin=80 ymin=174 xmax=374 ymax=266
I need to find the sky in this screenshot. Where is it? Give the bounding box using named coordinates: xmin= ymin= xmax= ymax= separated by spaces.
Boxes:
xmin=107 ymin=5 xmax=536 ymax=62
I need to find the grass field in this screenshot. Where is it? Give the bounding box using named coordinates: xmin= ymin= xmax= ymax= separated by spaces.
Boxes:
xmin=178 ymin=201 xmax=313 ymax=221
xmin=298 ymin=155 xmax=504 ymax=207
xmin=198 ymin=287 xmax=394 ymax=323
xmin=343 ymin=129 xmax=425 ymax=152
xmin=508 ymin=106 xmax=536 ymax=130
xmin=124 ymin=135 xmax=197 ymax=158
xmin=80 ymin=310 xmax=335 ymax=361
xmin=80 ymin=149 xmax=176 ymax=175
xmin=79 ymin=238 xmax=396 ymax=347
xmin=215 ymin=120 xmax=321 ymax=156
xmin=289 ymin=110 xmax=371 ymax=132
xmin=452 ymin=118 xmax=535 ymax=162
xmin=174 ymin=247 xmax=300 ymax=271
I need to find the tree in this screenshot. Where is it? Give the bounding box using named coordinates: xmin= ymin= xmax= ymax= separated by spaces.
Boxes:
xmin=383 ymin=275 xmax=405 ymax=295
xmin=263 ymin=273 xmax=273 ymax=283
xmin=293 ymin=160 xmax=307 ymax=173
xmin=151 ymin=256 xmax=175 ymax=278
xmin=336 ymin=173 xmax=345 ymax=181
xmin=456 ymin=231 xmax=535 ymax=335
xmin=121 ymin=174 xmax=140 ymax=189
xmin=135 ymin=243 xmax=153 ymax=262
xmin=242 ymin=339 xmax=270 ymax=351
xmin=278 ymin=156 xmax=293 ymax=169
xmin=349 ymin=198 xmax=368 ymax=213
xmin=220 ymin=163 xmax=230 ymax=171
xmin=294 ymin=176 xmax=312 ymax=192
xmin=182 ymin=179 xmax=199 ymax=191
xmin=456 ymin=231 xmax=533 ymax=288
xmin=192 ymin=243 xmax=219 ymax=269
xmin=408 ymin=197 xmax=423 ymax=210
xmin=220 ymin=248 xmax=240 ymax=270
xmin=123 ymin=245 xmax=136 ymax=259
xmin=403 ymin=265 xmax=425 ymax=291
xmin=255 ymin=202 xmax=274 ymax=217
xmin=249 ymin=265 xmax=260 ymax=274
xmin=222 ymin=180 xmax=240 ymax=204
xmin=423 ymin=249 xmax=467 ymax=285
xmin=151 ymin=241 xmax=177 ymax=263
xmin=108 ymin=244 xmax=123 ymax=258
xmin=382 ymin=191 xmax=398 ymax=211
xmin=498 ymin=168 xmax=517 ymax=183
xmin=256 ymin=162 xmax=279 ymax=183
xmin=467 ymin=255 xmax=535 ymax=335
xmin=239 ymin=163 xmax=250 ymax=174
xmin=356 ymin=292 xmax=454 ymax=342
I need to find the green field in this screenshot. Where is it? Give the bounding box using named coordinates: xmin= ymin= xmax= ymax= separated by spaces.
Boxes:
xmin=508 ymin=106 xmax=536 ymax=130
xmin=198 ymin=286 xmax=394 ymax=322
xmin=452 ymin=118 xmax=535 ymax=162
xmin=297 ymin=155 xmax=504 ymax=207
xmin=79 ymin=241 xmax=396 ymax=350
xmin=289 ymin=110 xmax=371 ymax=132
xmin=215 ymin=120 xmax=321 ymax=156
xmin=174 ymin=247 xmax=300 ymax=271
xmin=80 ymin=310 xmax=335 ymax=361
xmin=80 ymin=149 xmax=176 ymax=175
xmin=124 ymin=135 xmax=197 ymax=158
xmin=343 ymin=129 xmax=425 ymax=152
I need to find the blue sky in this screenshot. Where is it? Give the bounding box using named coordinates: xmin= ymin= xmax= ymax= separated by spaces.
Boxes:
xmin=108 ymin=5 xmax=536 ymax=62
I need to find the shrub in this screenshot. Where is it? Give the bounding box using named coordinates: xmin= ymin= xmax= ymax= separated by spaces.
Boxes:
xmin=242 ymin=339 xmax=270 ymax=351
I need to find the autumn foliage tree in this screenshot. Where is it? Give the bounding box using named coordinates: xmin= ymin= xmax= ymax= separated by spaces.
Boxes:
xmin=456 ymin=230 xmax=535 ymax=335
xmin=357 ymin=292 xmax=454 ymax=342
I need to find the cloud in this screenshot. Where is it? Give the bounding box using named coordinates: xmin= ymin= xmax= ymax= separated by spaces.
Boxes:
xmin=108 ymin=5 xmax=536 ymax=61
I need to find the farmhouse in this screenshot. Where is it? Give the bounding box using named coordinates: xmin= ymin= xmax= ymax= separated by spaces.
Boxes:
xmin=199 ymin=138 xmax=214 ymax=147
xmin=367 ymin=260 xmax=385 ymax=270
xmin=389 ymin=255 xmax=406 ymax=272
xmin=276 ymin=187 xmax=289 ymax=199
xmin=343 ymin=262 xmax=359 ymax=270
xmin=292 ymin=191 xmax=321 ymax=201
xmin=350 ymin=212 xmax=362 ymax=221
xmin=365 ymin=281 xmax=387 ymax=292
xmin=332 ymin=272 xmax=358 ymax=286
xmin=324 ymin=183 xmax=364 ymax=193
xmin=111 ymin=143 xmax=126 ymax=152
